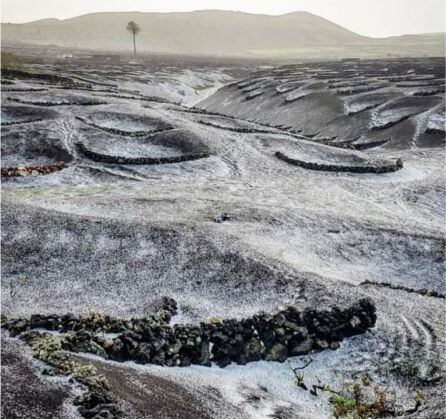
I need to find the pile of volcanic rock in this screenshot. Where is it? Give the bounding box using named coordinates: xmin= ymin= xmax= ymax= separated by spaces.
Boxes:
xmin=1 ymin=161 xmax=66 ymax=178
xmin=2 ymin=297 xmax=376 ymax=368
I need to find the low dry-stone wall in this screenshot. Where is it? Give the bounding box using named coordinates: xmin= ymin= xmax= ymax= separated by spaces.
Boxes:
xmin=76 ymin=142 xmax=209 ymax=165
xmin=1 ymin=118 xmax=43 ymax=126
xmin=275 ymin=151 xmax=403 ymax=174
xmin=8 ymin=98 xmax=105 ymax=107
xmin=2 ymin=297 xmax=376 ymax=368
xmin=75 ymin=116 xmax=174 ymax=137
xmin=2 ymin=69 xmax=75 ymax=85
xmin=360 ymin=280 xmax=445 ymax=299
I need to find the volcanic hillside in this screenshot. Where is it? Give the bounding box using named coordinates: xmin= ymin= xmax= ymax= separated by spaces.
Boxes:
xmin=1 ymin=54 xmax=445 ymax=419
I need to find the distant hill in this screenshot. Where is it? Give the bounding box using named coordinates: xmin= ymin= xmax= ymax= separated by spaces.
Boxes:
xmin=2 ymin=10 xmax=444 ymax=59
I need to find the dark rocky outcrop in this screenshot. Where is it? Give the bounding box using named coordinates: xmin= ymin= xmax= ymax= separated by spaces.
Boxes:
xmin=213 ymin=212 xmax=232 ymax=223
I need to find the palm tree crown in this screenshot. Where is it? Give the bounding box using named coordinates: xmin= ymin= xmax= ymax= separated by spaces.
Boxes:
xmin=126 ymin=21 xmax=141 ymax=35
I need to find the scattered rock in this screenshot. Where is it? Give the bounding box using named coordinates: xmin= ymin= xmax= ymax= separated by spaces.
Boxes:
xmin=213 ymin=212 xmax=232 ymax=223
xmin=265 ymin=343 xmax=288 ymax=362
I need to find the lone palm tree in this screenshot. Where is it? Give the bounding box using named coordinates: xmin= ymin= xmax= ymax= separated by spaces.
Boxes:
xmin=126 ymin=21 xmax=141 ymax=55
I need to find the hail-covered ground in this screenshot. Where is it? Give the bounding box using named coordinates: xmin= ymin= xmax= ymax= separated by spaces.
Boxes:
xmin=1 ymin=52 xmax=445 ymax=418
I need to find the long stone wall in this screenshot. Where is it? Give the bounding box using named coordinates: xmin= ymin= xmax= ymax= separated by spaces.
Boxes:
xmin=2 ymin=297 xmax=376 ymax=368
xmin=76 ymin=142 xmax=209 ymax=165
xmin=275 ymin=151 xmax=403 ymax=174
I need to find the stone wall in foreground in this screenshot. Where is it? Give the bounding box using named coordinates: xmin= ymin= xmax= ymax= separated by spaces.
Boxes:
xmin=2 ymin=297 xmax=376 ymax=368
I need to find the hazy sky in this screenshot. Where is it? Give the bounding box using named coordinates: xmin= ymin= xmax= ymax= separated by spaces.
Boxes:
xmin=1 ymin=0 xmax=445 ymax=37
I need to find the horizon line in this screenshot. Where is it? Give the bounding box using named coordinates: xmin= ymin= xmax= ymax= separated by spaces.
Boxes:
xmin=2 ymin=8 xmax=445 ymax=39
xmin=4 ymin=9 xmax=322 ymax=24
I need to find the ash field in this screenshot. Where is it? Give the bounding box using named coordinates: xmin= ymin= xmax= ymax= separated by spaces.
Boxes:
xmin=1 ymin=52 xmax=445 ymax=419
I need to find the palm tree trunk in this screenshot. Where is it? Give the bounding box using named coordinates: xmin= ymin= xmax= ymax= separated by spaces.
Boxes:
xmin=133 ymin=32 xmax=136 ymax=55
